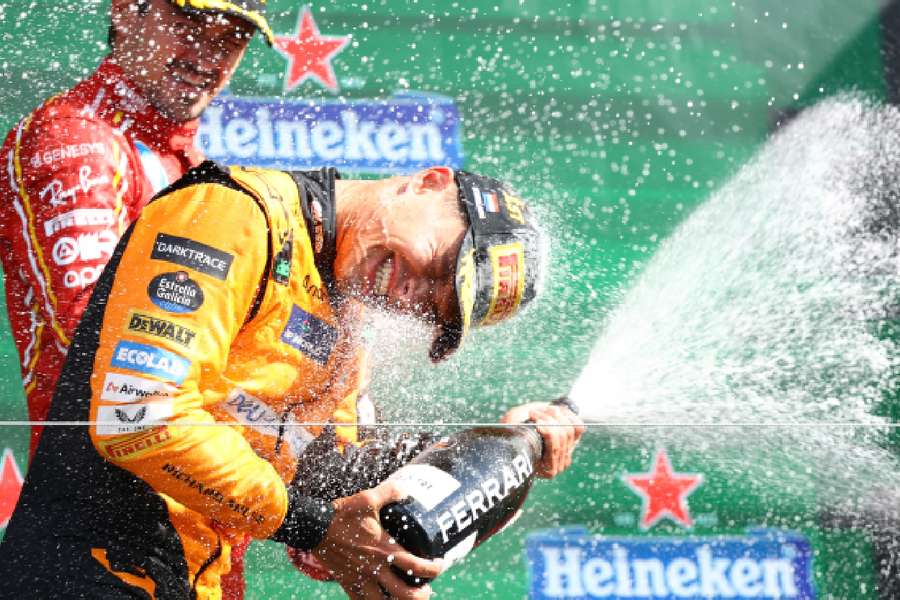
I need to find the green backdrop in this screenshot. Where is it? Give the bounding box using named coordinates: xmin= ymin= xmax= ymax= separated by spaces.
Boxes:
xmin=0 ymin=1 xmax=894 ymax=597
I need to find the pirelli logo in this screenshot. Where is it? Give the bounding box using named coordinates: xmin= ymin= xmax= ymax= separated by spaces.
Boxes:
xmin=127 ymin=311 xmax=197 ymax=349
xmin=101 ymin=427 xmax=173 ymax=460
xmin=483 ymin=242 xmax=526 ymax=325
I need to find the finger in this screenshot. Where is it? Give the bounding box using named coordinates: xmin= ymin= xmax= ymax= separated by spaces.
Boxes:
xmin=388 ymin=548 xmax=444 ymax=580
xmin=358 ymin=578 xmax=390 ymax=600
xmin=377 ymin=567 xmax=434 ymax=600
xmin=369 ymin=480 xmax=410 ymax=508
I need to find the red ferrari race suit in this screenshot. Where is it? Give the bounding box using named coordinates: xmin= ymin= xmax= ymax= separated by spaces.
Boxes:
xmin=0 ymin=58 xmax=202 ymax=457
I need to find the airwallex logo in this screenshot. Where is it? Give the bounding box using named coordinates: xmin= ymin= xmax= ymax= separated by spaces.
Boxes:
xmin=526 ymin=528 xmax=815 ymax=600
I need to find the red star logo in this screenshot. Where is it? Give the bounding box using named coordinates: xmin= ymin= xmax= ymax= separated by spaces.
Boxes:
xmin=275 ymin=7 xmax=350 ymax=93
xmin=0 ymin=448 xmax=23 ymax=528
xmin=624 ymin=449 xmax=702 ymax=530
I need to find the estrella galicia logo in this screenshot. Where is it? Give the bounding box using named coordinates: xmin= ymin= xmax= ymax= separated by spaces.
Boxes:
xmin=111 ymin=340 xmax=191 ymax=384
xmin=525 ymin=528 xmax=816 ymax=599
xmin=148 ymin=271 xmax=204 ymax=314
xmin=151 ymin=233 xmax=234 ymax=280
xmin=280 ymin=304 xmax=338 ymax=365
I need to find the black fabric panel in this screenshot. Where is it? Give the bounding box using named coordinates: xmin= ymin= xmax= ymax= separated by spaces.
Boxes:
xmin=0 ymin=224 xmax=193 ymax=599
xmin=288 ymin=168 xmax=340 ymax=291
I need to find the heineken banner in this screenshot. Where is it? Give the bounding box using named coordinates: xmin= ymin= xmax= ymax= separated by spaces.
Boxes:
xmin=198 ymin=94 xmax=463 ymax=173
xmin=526 ymin=528 xmax=816 ymax=599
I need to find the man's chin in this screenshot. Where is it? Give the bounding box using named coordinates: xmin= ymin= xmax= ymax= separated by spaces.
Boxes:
xmin=151 ymin=95 xmax=211 ymax=123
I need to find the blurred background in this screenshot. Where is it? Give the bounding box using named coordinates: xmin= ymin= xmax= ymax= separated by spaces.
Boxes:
xmin=2 ymin=0 xmax=900 ymax=597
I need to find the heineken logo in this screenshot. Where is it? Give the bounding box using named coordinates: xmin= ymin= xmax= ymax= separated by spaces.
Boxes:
xmin=198 ymin=96 xmax=462 ymax=173
xmin=526 ymin=529 xmax=816 ymax=599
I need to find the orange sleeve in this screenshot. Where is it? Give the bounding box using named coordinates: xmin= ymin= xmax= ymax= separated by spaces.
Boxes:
xmin=87 ymin=181 xmax=289 ymax=539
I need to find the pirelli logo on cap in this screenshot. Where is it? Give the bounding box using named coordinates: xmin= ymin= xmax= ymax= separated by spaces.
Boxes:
xmin=127 ymin=311 xmax=197 ymax=349
xmin=456 ymin=249 xmax=477 ymax=335
xmin=482 ymin=242 xmax=526 ymax=325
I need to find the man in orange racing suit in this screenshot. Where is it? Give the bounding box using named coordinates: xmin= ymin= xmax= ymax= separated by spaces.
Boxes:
xmin=0 ymin=0 xmax=273 ymax=458
xmin=0 ymin=5 xmax=290 ymax=596
xmin=0 ymin=162 xmax=583 ymax=599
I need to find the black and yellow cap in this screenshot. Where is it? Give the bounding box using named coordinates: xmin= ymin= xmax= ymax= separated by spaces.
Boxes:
xmin=429 ymin=172 xmax=544 ymax=362
xmin=170 ymin=0 xmax=274 ymax=45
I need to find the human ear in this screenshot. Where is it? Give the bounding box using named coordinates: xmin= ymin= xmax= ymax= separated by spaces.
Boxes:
xmin=411 ymin=166 xmax=454 ymax=193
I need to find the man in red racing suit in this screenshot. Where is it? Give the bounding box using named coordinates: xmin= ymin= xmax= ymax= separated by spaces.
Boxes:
xmin=0 ymin=2 xmax=276 ymax=598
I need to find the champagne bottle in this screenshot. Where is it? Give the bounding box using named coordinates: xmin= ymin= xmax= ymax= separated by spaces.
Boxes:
xmin=379 ymin=424 xmax=544 ymax=586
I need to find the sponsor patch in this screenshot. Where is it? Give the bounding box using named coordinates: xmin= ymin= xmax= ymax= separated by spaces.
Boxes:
xmin=30 ymin=141 xmax=105 ymax=169
xmin=100 ymin=372 xmax=175 ymax=403
xmin=223 ymin=388 xmax=313 ymax=458
xmin=63 ymin=264 xmax=102 ymax=289
xmin=525 ymin=529 xmax=816 ymax=599
xmin=100 ymin=427 xmax=174 ymax=459
xmin=43 ymin=208 xmax=115 ymax=237
xmin=111 ymin=340 xmax=190 ymax=384
xmin=151 ymin=233 xmax=234 ymax=280
xmin=96 ymin=401 xmax=174 ymax=435
xmin=39 ymin=165 xmax=109 ymax=207
xmin=51 ymin=231 xmax=117 ymax=266
xmin=127 ymin=310 xmax=197 ymax=349
xmin=148 ymin=271 xmax=204 ymax=314
xmin=504 ymin=194 xmax=526 ymax=225
xmin=280 ymin=305 xmax=338 ymax=365
xmin=482 ymin=242 xmax=526 ymax=325
xmin=273 ymin=234 xmax=293 ymax=285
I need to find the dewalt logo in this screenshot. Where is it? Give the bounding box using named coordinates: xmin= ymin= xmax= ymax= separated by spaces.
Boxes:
xmin=127 ymin=311 xmax=197 ymax=349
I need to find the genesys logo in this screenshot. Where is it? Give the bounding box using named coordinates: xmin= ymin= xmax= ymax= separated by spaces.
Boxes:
xmin=110 ymin=340 xmax=190 ymax=384
xmin=526 ymin=529 xmax=816 ymax=599
xmin=198 ymin=95 xmax=462 ymax=173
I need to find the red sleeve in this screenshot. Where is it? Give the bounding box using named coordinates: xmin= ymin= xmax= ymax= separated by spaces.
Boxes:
xmin=6 ymin=114 xmax=135 ymax=345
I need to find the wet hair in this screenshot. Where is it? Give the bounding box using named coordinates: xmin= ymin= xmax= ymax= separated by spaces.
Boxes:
xmin=108 ymin=0 xmax=152 ymax=49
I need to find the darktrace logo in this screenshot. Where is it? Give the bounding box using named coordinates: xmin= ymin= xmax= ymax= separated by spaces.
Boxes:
xmin=127 ymin=311 xmax=197 ymax=348
xmin=148 ymin=271 xmax=204 ymax=314
xmin=151 ymin=233 xmax=234 ymax=281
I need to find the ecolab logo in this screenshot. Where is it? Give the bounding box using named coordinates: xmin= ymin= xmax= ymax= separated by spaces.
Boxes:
xmin=526 ymin=530 xmax=815 ymax=599
xmin=198 ymin=95 xmax=462 ymax=173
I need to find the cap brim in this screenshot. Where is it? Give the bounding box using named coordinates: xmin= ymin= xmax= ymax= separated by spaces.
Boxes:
xmin=176 ymin=0 xmax=275 ymax=45
xmin=429 ymin=232 xmax=477 ymax=362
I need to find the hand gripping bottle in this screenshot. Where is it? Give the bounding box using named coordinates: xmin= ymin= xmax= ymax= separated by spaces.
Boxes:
xmin=379 ymin=424 xmax=543 ymax=585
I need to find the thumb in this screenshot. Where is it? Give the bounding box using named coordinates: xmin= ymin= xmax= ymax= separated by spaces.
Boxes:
xmin=370 ymin=479 xmax=409 ymax=507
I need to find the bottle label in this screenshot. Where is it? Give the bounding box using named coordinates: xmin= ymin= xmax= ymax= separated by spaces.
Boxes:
xmin=442 ymin=531 xmax=477 ymax=569
xmin=389 ymin=464 xmax=461 ymax=511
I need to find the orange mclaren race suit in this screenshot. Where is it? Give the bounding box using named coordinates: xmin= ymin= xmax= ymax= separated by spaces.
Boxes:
xmin=0 ymin=164 xmax=402 ymax=599
xmin=0 ymin=58 xmax=203 ymax=457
